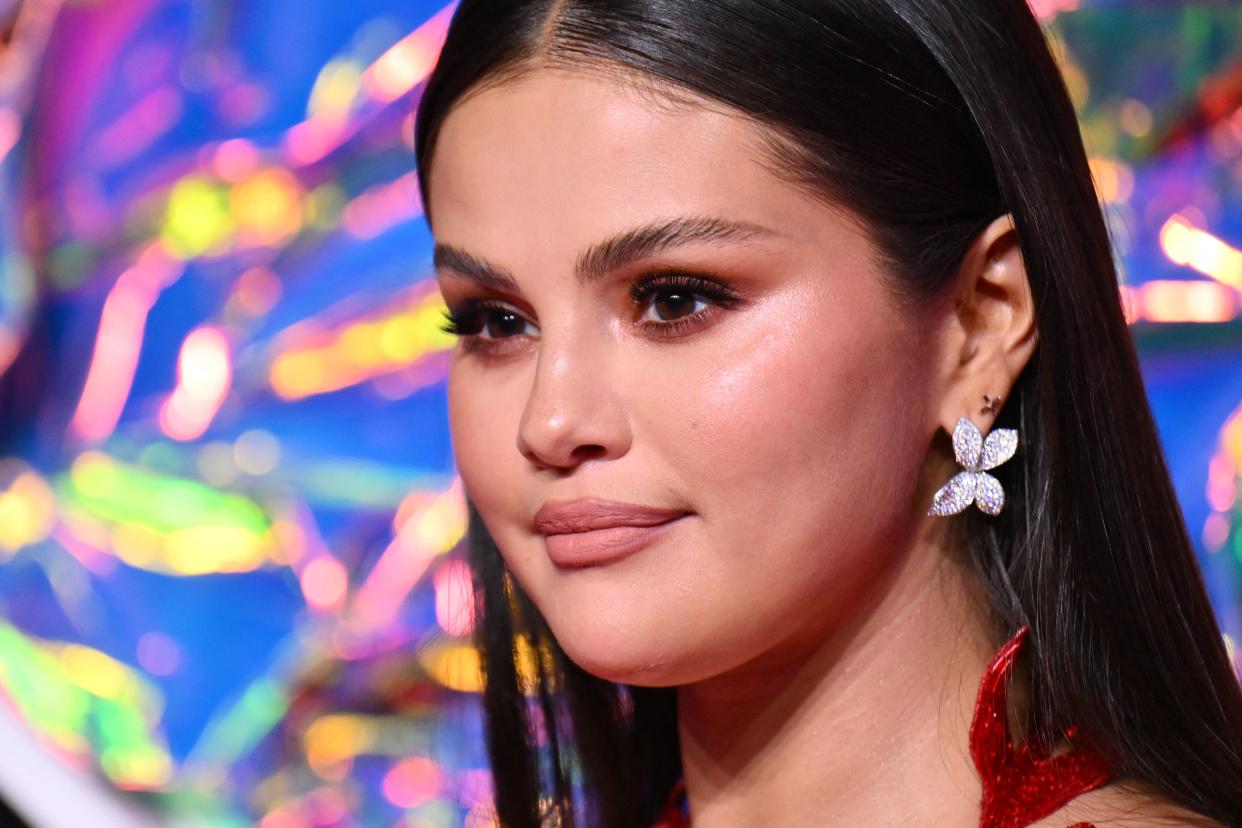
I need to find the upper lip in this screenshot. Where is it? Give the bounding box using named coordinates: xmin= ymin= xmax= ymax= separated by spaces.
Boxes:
xmin=532 ymin=498 xmax=688 ymax=535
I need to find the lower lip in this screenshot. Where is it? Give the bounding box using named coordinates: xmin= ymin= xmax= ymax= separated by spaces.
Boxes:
xmin=544 ymin=518 xmax=684 ymax=569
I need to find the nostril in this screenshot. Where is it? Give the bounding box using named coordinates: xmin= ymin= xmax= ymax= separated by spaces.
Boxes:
xmin=517 ymin=439 xmax=607 ymax=471
xmin=570 ymin=444 xmax=608 ymax=462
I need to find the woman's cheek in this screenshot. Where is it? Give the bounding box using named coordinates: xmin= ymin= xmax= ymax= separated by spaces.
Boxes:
xmin=447 ymin=367 xmax=525 ymax=518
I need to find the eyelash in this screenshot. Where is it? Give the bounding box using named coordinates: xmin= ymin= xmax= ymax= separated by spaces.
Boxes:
xmin=438 ymin=271 xmax=740 ymax=354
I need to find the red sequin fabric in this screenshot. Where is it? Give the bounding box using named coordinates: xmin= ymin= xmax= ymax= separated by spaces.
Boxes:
xmin=653 ymin=625 xmax=1112 ymax=827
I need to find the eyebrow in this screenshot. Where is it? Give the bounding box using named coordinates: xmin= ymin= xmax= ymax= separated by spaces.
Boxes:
xmin=432 ymin=216 xmax=775 ymax=293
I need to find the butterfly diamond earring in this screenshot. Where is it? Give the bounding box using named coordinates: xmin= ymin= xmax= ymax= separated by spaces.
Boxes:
xmin=928 ymin=404 xmax=1018 ymax=517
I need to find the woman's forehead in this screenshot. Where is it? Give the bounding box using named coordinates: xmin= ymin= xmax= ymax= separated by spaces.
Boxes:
xmin=425 ymin=68 xmax=855 ymax=264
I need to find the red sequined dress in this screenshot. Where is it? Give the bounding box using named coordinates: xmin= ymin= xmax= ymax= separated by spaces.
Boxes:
xmin=654 ymin=626 xmax=1112 ymax=827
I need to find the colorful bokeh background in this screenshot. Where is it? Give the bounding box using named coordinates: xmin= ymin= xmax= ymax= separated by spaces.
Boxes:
xmin=0 ymin=0 xmax=1239 ymax=825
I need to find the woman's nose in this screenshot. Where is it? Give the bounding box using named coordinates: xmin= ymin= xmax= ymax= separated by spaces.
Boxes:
xmin=515 ymin=341 xmax=632 ymax=472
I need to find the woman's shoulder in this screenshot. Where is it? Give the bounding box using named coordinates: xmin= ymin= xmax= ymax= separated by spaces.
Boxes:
xmin=1031 ymin=781 xmax=1228 ymax=828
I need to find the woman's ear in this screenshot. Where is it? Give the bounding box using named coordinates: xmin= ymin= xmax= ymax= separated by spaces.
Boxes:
xmin=937 ymin=213 xmax=1039 ymax=433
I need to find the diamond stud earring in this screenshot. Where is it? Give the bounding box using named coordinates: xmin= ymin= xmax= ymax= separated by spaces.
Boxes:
xmin=928 ymin=413 xmax=1019 ymax=517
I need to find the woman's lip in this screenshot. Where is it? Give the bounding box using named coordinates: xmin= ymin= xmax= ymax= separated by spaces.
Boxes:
xmin=532 ymin=497 xmax=689 ymax=535
xmin=543 ymin=517 xmax=685 ymax=569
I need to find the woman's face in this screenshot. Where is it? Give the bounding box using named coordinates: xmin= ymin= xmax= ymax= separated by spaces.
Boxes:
xmin=428 ymin=67 xmax=951 ymax=686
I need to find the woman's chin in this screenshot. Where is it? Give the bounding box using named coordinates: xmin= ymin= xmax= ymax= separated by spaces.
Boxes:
xmin=549 ymin=613 xmax=704 ymax=687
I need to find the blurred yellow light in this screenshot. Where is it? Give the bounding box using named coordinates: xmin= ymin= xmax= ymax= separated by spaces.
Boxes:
xmin=165 ymin=524 xmax=271 ymax=575
xmin=0 ymin=470 xmax=56 ymax=553
xmin=270 ymin=349 xmax=324 ymax=400
xmin=271 ymin=519 xmax=308 ymax=566
xmin=379 ymin=313 xmax=423 ymax=362
xmin=1224 ymin=407 xmax=1242 ymax=469
xmin=58 ymin=645 xmax=142 ymax=705
xmin=304 ymin=713 xmax=371 ymax=774
xmin=340 ymin=322 xmax=385 ymax=367
xmin=110 ymin=520 xmax=170 ymax=570
xmin=1138 ymin=280 xmax=1237 ymax=324
xmin=71 ymin=451 xmax=117 ymax=497
xmin=102 ymin=745 xmax=172 ymax=790
xmin=161 ymin=177 xmax=234 ymax=259
xmin=1087 ymin=157 xmax=1134 ymax=203
xmin=268 ymin=287 xmax=454 ymax=400
xmin=66 ymin=451 xmax=280 ymax=575
xmin=308 ymin=59 xmax=363 ymax=127
xmin=1159 ymin=214 xmax=1242 ymax=289
xmin=414 ymin=490 xmax=467 ymax=554
xmin=418 ymin=640 xmax=484 ymax=694
xmin=230 ymin=168 xmax=305 ymax=247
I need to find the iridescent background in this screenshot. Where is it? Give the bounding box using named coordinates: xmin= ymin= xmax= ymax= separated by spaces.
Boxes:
xmin=0 ymin=0 xmax=1238 ymax=825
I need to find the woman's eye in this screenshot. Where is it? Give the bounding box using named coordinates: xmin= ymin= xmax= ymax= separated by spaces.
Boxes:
xmin=439 ymin=273 xmax=737 ymax=350
xmin=439 ymin=302 xmax=538 ymax=348
xmin=640 ymin=288 xmax=709 ymax=323
xmin=479 ymin=308 xmax=534 ymax=339
xmin=631 ymin=273 xmax=740 ymax=335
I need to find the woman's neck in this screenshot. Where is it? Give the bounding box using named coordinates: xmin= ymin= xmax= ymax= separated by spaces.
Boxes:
xmin=675 ymin=521 xmax=998 ymax=826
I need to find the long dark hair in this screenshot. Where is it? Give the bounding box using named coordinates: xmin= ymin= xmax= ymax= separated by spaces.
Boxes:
xmin=413 ymin=2 xmax=1242 ymax=825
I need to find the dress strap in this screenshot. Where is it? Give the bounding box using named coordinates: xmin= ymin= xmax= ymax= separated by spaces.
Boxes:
xmin=971 ymin=626 xmax=1112 ymax=828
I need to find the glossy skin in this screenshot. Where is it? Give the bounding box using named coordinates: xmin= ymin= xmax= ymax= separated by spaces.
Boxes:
xmin=422 ymin=65 xmax=1204 ymax=826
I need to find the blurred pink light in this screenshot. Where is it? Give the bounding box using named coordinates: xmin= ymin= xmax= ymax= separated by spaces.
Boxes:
xmin=1027 ymin=0 xmax=1078 ymax=21
xmin=363 ymin=3 xmax=457 ymax=104
xmin=1203 ymin=512 xmax=1231 ymax=553
xmin=305 ymin=788 xmax=348 ymax=824
xmin=71 ymin=246 xmax=181 ymax=443
xmin=434 ymin=559 xmax=475 ymax=637
xmin=0 ymin=107 xmax=20 ymax=165
xmin=158 ymin=326 xmax=233 ymax=441
xmin=50 ymin=525 xmax=117 ymax=577
xmin=301 ymin=556 xmax=348 ymax=613
xmin=257 ymin=806 xmax=306 ymax=828
xmin=381 ymin=758 xmax=441 ymax=809
xmin=1207 ymin=455 xmax=1238 ymax=513
xmin=212 ymin=138 xmax=260 ymax=182
xmin=283 ymin=118 xmax=337 ymax=167
xmin=351 ymin=480 xmax=464 ymax=634
xmin=94 ymin=86 xmax=183 ymax=168
xmin=282 ymin=3 xmax=456 ymax=167
xmin=136 ymin=631 xmax=182 ymax=677
xmin=342 ymin=172 xmax=423 ymax=239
